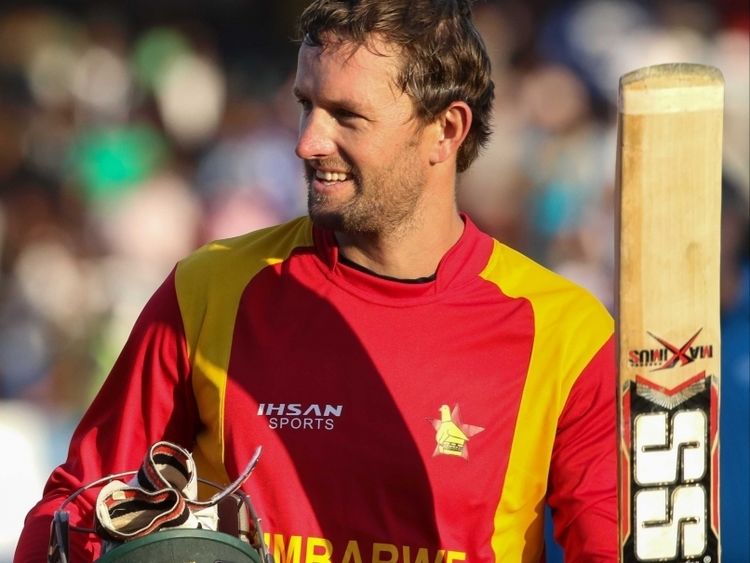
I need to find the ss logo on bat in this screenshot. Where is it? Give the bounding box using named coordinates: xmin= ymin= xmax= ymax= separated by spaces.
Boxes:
xmin=633 ymin=409 xmax=708 ymax=561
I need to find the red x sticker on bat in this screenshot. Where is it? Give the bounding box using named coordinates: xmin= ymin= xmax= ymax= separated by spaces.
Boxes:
xmin=647 ymin=328 xmax=704 ymax=371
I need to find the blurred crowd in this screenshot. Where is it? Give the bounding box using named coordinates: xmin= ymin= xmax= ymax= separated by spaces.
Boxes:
xmin=0 ymin=0 xmax=747 ymax=560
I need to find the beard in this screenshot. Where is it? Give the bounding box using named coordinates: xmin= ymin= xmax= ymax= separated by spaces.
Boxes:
xmin=305 ymin=145 xmax=426 ymax=236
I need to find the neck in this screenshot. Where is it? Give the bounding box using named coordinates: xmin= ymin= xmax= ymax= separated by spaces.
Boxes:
xmin=335 ymin=208 xmax=465 ymax=280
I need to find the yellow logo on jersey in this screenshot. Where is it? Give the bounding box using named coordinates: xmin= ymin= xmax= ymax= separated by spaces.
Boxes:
xmin=431 ymin=404 xmax=484 ymax=459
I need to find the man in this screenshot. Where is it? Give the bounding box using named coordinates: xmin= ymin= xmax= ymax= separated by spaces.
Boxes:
xmin=16 ymin=1 xmax=616 ymax=561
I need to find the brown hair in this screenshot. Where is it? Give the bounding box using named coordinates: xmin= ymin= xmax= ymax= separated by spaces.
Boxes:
xmin=299 ymin=0 xmax=494 ymax=173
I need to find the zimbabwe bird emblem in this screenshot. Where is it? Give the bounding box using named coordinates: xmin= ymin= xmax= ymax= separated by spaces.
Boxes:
xmin=430 ymin=404 xmax=484 ymax=459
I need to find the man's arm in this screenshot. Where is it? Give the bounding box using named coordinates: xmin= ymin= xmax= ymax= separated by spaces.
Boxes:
xmin=547 ymin=336 xmax=617 ymax=561
xmin=14 ymin=270 xmax=199 ymax=563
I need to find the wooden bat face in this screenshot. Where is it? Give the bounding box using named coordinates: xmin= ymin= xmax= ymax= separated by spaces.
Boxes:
xmin=616 ymin=63 xmax=723 ymax=562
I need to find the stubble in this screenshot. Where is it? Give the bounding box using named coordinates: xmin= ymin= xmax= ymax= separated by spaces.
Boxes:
xmin=306 ymin=138 xmax=426 ymax=237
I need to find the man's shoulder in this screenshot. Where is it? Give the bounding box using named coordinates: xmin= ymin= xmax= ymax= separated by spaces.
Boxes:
xmin=172 ymin=217 xmax=314 ymax=307
xmin=179 ymin=216 xmax=314 ymax=274
xmin=481 ymin=239 xmax=612 ymax=327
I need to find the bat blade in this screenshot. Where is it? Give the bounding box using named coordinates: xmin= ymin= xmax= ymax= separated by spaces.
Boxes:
xmin=616 ymin=63 xmax=723 ymax=562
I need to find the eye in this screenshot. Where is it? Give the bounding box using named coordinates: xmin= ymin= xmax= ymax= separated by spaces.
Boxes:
xmin=332 ymin=108 xmax=360 ymax=122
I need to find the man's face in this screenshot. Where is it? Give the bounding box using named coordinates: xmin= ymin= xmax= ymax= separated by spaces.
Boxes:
xmin=293 ymin=37 xmax=431 ymax=234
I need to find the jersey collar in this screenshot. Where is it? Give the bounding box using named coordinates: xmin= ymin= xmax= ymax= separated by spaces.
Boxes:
xmin=312 ymin=214 xmax=494 ymax=304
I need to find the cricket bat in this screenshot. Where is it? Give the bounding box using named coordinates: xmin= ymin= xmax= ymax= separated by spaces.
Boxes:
xmin=616 ymin=63 xmax=723 ymax=562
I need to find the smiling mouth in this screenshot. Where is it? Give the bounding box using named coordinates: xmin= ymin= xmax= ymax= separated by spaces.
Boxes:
xmin=315 ymin=169 xmax=351 ymax=184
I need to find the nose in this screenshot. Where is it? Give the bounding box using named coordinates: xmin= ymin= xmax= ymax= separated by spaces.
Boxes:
xmin=295 ymin=109 xmax=336 ymax=160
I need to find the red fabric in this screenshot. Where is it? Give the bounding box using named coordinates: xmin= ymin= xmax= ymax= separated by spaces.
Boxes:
xmin=220 ymin=229 xmax=533 ymax=560
xmin=14 ymin=272 xmax=195 ymax=563
xmin=15 ymin=218 xmax=616 ymax=562
xmin=547 ymin=337 xmax=617 ymax=561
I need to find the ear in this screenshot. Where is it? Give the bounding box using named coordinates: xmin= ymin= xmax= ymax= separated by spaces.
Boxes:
xmin=429 ymin=101 xmax=472 ymax=166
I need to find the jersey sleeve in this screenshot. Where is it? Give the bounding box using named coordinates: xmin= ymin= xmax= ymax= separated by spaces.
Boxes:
xmin=13 ymin=269 xmax=198 ymax=563
xmin=546 ymin=335 xmax=617 ymax=561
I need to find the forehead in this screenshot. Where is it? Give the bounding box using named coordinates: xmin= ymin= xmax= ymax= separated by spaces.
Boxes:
xmin=294 ymin=38 xmax=405 ymax=105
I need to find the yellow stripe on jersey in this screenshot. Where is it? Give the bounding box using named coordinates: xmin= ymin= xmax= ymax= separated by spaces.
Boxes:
xmin=175 ymin=217 xmax=314 ymax=490
xmin=479 ymin=240 xmax=613 ymax=562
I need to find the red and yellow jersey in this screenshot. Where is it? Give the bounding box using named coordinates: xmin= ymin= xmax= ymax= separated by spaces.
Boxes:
xmin=15 ymin=216 xmax=616 ymax=563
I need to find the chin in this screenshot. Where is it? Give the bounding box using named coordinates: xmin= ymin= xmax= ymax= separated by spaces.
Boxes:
xmin=307 ymin=191 xmax=385 ymax=234
xmin=308 ymin=190 xmax=349 ymax=231
xmin=307 ymin=201 xmax=347 ymax=231
xmin=308 ymin=206 xmax=381 ymax=234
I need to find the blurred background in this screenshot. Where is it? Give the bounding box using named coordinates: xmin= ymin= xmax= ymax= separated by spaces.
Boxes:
xmin=0 ymin=0 xmax=747 ymax=560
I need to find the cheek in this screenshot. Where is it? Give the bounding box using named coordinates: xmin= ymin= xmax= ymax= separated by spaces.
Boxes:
xmin=340 ymin=122 xmax=426 ymax=171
